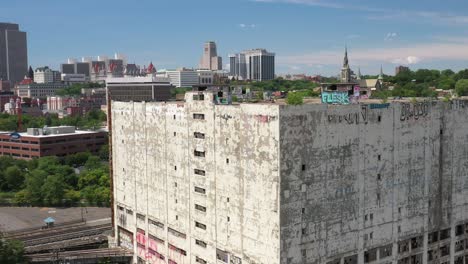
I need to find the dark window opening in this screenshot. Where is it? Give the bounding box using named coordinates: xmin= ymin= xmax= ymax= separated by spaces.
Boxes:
xmin=195 ymin=221 xmax=206 ymax=230
xmin=194 ymin=169 xmax=206 ymax=176
xmin=194 ymin=186 xmax=206 ymax=194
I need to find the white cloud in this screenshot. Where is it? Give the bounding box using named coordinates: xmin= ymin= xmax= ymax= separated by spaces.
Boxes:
xmin=384 ymin=32 xmax=398 ymax=41
xmin=239 ymin=23 xmax=257 ymax=29
xmin=277 ymin=40 xmax=468 ymax=68
xmin=391 ymin=56 xmax=421 ymax=65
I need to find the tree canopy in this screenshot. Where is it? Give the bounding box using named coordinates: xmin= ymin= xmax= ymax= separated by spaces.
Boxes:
xmin=0 ymin=149 xmax=110 ymax=207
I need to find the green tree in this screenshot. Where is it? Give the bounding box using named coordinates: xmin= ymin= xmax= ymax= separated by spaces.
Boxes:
xmin=4 ymin=166 xmax=24 ymax=191
xmin=0 ymin=236 xmax=26 ymax=264
xmin=41 ymin=174 xmax=66 ymax=205
xmin=286 ymin=92 xmax=304 ymax=105
xmin=23 ymin=169 xmax=48 ymax=205
xmin=455 ymin=79 xmax=468 ymax=96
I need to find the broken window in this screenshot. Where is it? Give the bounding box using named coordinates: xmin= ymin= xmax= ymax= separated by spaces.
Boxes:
xmin=428 ymin=231 xmax=439 ymax=244
xmin=301 ymin=208 xmax=305 ymax=215
xmin=195 ymin=204 xmax=206 ymax=212
xmin=440 ymin=228 xmax=450 ymax=240
xmin=456 ymin=224 xmax=464 ymax=236
xmin=194 ymin=169 xmax=206 ymax=176
xmin=174 ymin=132 xmax=176 ymax=136
xmin=195 ymin=221 xmax=206 ymax=230
xmin=377 ymin=154 xmax=381 ymax=161
xmin=302 ymin=164 xmax=306 ymax=171
xmin=174 ymin=166 xmax=177 ymax=170
xmin=194 ymin=186 xmax=206 ymax=194
xmin=193 ymin=113 xmax=205 ymax=120
xmin=196 ymin=256 xmax=207 ymax=264
xmin=168 ymin=227 xmax=186 ymax=239
xmin=364 ymin=248 xmax=377 ymax=263
xmin=137 ymin=213 xmax=145 ymax=221
xmin=126 ymin=209 xmax=133 ymax=215
xmin=216 ymin=248 xmax=228 ymax=263
xmin=195 ymin=239 xmax=207 ymax=248
xmin=194 ymin=150 xmax=206 ymax=157
xmin=398 ymin=239 xmax=410 ymax=253
xmin=149 ymin=219 xmax=164 ymax=229
xmin=440 ymin=245 xmax=450 ymax=256
xmin=455 ymin=239 xmax=464 ymax=252
xmin=379 ymin=244 xmax=392 ymax=258
xmin=194 ymin=132 xmax=205 ymax=139
xmin=226 ymin=158 xmax=229 ymax=164
xmin=343 ymin=255 xmax=357 ymax=264
xmin=410 ymin=236 xmax=423 ymax=250
xmin=302 ymin=228 xmax=306 ymax=235
xmin=410 ymin=254 xmax=422 ymax=264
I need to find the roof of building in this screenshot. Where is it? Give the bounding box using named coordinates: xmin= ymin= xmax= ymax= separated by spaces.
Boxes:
xmin=357 ymin=79 xmax=380 ymax=88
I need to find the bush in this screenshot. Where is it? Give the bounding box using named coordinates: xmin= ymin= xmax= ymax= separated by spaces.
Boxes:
xmin=455 ymin=79 xmax=468 ymax=96
xmin=286 ymin=92 xmax=304 ymax=105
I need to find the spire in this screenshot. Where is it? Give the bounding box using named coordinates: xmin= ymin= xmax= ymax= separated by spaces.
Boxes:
xmin=343 ymin=45 xmax=349 ymax=68
xmin=357 ymin=67 xmax=361 ymax=80
xmin=378 ymin=65 xmax=384 ymax=80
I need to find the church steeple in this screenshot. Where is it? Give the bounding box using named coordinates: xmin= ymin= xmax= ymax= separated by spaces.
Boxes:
xmin=343 ymin=45 xmax=349 ymax=68
xmin=357 ymin=67 xmax=362 ymax=80
xmin=378 ymin=65 xmax=384 ymax=81
xmin=341 ymin=45 xmax=352 ymax=83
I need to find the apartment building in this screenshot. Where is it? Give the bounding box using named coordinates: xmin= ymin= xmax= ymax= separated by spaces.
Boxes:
xmin=111 ymin=91 xmax=468 ymax=264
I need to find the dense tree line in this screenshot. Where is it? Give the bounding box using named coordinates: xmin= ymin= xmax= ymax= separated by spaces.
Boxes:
xmin=0 ymin=149 xmax=110 ymax=207
xmin=0 ymin=109 xmax=107 ymax=132
xmin=231 ymin=79 xmax=319 ymax=92
xmin=56 ymin=82 xmax=105 ymax=96
xmin=369 ymin=69 xmax=468 ymax=98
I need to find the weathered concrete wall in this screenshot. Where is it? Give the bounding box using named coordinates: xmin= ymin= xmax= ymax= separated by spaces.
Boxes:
xmin=111 ymin=92 xmax=281 ymax=264
xmin=279 ymin=100 xmax=468 ymax=264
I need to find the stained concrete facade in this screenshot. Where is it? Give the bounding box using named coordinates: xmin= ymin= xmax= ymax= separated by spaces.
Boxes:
xmin=112 ymin=92 xmax=468 ymax=264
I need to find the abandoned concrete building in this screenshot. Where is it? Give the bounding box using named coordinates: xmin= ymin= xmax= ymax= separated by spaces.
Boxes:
xmin=111 ymin=90 xmax=468 ymax=264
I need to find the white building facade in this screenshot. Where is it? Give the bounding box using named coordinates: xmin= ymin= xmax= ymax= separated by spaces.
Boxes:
xmin=164 ymin=69 xmax=199 ymax=88
xmin=111 ymin=93 xmax=468 ymax=264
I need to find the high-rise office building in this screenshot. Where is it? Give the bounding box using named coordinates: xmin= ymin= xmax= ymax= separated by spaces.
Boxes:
xmin=199 ymin=41 xmax=222 ymax=70
xmin=229 ymin=49 xmax=275 ymax=81
xmin=0 ymin=23 xmax=28 ymax=84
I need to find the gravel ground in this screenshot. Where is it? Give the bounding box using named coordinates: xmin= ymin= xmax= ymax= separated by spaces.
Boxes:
xmin=0 ymin=207 xmax=111 ymax=232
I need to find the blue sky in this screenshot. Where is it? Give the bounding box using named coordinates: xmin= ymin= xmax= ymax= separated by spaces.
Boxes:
xmin=2 ymin=0 xmax=468 ymax=76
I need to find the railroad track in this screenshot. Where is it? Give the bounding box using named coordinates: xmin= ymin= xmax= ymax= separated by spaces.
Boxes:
xmin=25 ymin=234 xmax=108 ymax=253
xmin=23 ymin=225 xmax=112 ymax=247
xmin=4 ymin=219 xmax=85 ymax=238
xmin=26 ymin=247 xmax=133 ymax=262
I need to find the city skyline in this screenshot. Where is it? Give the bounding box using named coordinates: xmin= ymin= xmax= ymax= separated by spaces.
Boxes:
xmin=2 ymin=0 xmax=468 ymax=76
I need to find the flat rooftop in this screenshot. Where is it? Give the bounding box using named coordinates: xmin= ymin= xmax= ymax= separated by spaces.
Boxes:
xmin=0 ymin=130 xmax=106 ymax=138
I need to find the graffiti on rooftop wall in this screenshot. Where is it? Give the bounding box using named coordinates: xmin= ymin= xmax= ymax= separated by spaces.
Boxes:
xmin=400 ymin=102 xmax=430 ymax=121
xmin=321 ymin=91 xmax=350 ymax=105
xmin=452 ymin=99 xmax=468 ymax=110
xmin=370 ymin=103 xmax=390 ymax=109
xmin=327 ymin=105 xmax=369 ymax=125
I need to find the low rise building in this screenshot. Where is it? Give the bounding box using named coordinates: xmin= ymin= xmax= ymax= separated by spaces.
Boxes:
xmin=0 ymin=126 xmax=107 ymax=159
xmin=106 ymin=76 xmax=173 ymax=102
xmin=61 ymin=73 xmax=88 ymax=84
xmin=111 ymin=90 xmax=468 ymax=264
xmin=16 ymin=82 xmax=67 ymax=98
